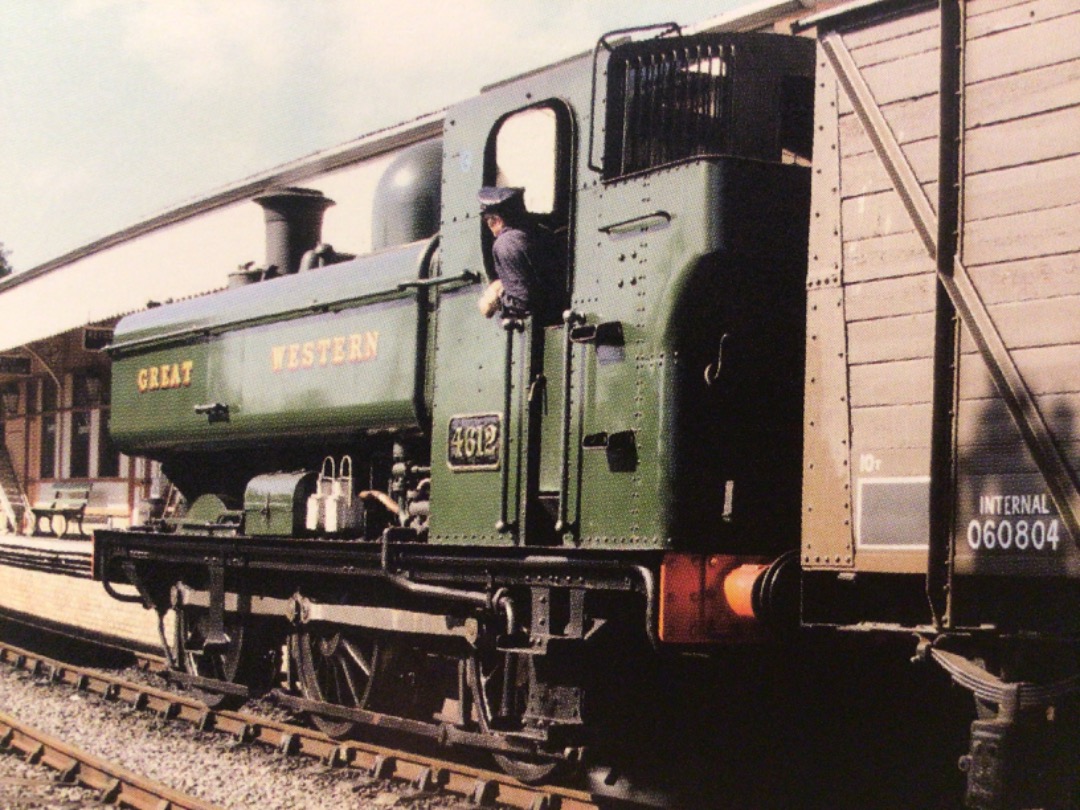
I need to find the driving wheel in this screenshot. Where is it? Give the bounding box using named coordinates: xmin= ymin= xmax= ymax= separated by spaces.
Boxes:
xmin=291 ymin=627 xmax=377 ymax=739
xmin=469 ymin=650 xmax=566 ymax=784
xmin=172 ymin=606 xmax=277 ymax=710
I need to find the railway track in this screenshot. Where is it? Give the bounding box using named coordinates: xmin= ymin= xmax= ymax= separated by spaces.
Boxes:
xmin=0 ymin=638 xmax=607 ymax=810
xmin=0 ymin=707 xmax=218 ymax=809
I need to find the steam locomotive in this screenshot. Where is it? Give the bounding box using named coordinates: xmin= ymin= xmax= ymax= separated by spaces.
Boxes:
xmin=94 ymin=4 xmax=1080 ymax=805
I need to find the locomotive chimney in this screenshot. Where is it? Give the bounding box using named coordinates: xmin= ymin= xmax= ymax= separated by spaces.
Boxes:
xmin=253 ymin=187 xmax=334 ymax=276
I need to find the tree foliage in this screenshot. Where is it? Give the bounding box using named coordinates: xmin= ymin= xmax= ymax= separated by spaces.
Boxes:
xmin=0 ymin=243 xmax=11 ymax=278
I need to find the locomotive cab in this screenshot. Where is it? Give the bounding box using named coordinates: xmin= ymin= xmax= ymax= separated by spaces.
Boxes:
xmin=428 ymin=31 xmax=815 ymax=564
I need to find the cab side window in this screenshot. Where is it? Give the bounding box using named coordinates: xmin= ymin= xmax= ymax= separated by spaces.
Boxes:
xmin=482 ymin=102 xmax=573 ymax=322
xmin=493 ymin=107 xmax=558 ymax=215
xmin=486 ymin=101 xmax=571 ymax=231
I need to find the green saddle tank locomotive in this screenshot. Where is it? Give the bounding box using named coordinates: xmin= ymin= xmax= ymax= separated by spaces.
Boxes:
xmin=95 ymin=11 xmax=1080 ymax=806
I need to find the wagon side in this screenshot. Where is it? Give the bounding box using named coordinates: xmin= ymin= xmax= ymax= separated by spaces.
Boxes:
xmin=800 ymin=1 xmax=1080 ymax=805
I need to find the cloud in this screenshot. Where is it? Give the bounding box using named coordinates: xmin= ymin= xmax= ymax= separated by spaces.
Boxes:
xmin=308 ymin=3 xmax=591 ymax=145
xmin=0 ymin=144 xmax=104 ymax=267
xmin=326 ymin=2 xmax=521 ymax=70
xmin=111 ymin=1 xmax=292 ymax=93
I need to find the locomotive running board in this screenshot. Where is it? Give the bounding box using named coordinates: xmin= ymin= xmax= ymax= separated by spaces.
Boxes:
xmin=175 ymin=584 xmax=478 ymax=640
xmin=819 ymin=30 xmax=1080 ymax=550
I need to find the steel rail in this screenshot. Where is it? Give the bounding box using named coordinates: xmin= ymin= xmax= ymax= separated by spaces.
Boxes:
xmin=0 ymin=639 xmax=602 ymax=810
xmin=0 ymin=709 xmax=220 ymax=810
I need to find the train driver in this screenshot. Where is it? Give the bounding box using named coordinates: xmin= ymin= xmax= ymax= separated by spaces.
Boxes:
xmin=476 ymin=186 xmax=562 ymax=325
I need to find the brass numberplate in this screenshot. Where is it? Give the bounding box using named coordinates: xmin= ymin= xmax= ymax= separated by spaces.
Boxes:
xmin=447 ymin=414 xmax=501 ymax=471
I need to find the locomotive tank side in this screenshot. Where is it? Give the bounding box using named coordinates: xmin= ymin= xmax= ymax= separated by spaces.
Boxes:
xmin=107 ymin=240 xmax=434 ymax=455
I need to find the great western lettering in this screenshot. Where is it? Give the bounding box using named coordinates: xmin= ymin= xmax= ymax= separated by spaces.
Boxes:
xmin=271 ymin=331 xmax=380 ymax=373
xmin=137 ymin=360 xmax=194 ymax=393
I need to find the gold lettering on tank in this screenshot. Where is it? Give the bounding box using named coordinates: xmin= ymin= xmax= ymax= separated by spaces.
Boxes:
xmin=271 ymin=331 xmax=380 ymax=373
xmin=137 ymin=360 xmax=194 ymax=393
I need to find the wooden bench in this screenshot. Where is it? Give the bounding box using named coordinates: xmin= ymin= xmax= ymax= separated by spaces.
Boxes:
xmin=31 ymin=483 xmax=91 ymax=539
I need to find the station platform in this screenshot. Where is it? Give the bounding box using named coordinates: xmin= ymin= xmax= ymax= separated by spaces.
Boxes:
xmin=0 ymin=529 xmax=161 ymax=653
xmin=0 ymin=530 xmax=92 ymax=576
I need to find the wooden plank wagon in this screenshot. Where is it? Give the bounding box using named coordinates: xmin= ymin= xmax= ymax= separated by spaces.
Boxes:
xmin=799 ymin=0 xmax=1080 ymax=805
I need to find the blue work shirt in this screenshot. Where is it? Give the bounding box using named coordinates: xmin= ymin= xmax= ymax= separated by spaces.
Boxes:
xmin=492 ymin=224 xmax=561 ymax=322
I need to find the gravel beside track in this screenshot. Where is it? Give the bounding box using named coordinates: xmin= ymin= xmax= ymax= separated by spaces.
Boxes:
xmin=0 ymin=664 xmax=473 ymax=809
xmin=0 ymin=747 xmax=101 ymax=808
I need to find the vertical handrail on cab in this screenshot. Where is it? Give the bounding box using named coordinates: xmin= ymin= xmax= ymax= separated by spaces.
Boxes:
xmin=556 ymin=311 xmax=585 ymax=534
xmin=412 ymin=234 xmax=440 ymax=428
xmin=497 ymin=318 xmax=525 ymax=534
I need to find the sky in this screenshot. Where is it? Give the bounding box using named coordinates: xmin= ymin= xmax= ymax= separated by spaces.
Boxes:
xmin=0 ymin=0 xmax=755 ymax=273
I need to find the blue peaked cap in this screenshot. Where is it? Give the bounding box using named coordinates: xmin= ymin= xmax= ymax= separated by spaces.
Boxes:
xmin=478 ymin=186 xmax=525 ymax=213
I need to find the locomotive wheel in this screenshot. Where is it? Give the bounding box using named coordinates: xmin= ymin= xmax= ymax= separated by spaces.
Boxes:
xmin=173 ymin=607 xmax=277 ymax=710
xmin=363 ymin=640 xmax=451 ymax=722
xmin=292 ymin=627 xmax=377 ymax=739
xmin=469 ymin=651 xmax=566 ymax=785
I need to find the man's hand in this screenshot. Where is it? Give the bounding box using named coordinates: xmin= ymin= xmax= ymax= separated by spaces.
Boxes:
xmin=478 ymin=280 xmax=503 ymax=317
xmin=358 ymin=490 xmax=400 ymax=515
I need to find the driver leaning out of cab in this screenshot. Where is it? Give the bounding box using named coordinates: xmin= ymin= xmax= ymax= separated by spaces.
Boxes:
xmin=476 ymin=186 xmax=562 ymax=325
